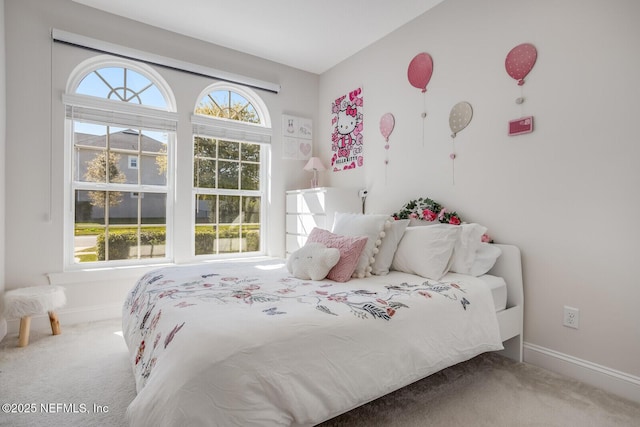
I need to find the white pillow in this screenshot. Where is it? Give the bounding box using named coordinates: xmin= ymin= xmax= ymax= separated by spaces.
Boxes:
xmin=450 ymin=223 xmax=488 ymax=274
xmin=391 ymin=224 xmax=461 ymax=280
xmin=332 ymin=213 xmax=391 ymax=278
xmin=371 ymin=219 xmax=409 ymax=275
xmin=469 ymin=243 xmax=502 ymax=276
xmin=408 ymin=218 xmax=439 ymax=227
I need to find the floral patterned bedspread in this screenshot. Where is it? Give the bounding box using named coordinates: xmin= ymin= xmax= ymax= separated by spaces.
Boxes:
xmin=123 ymin=259 xmax=502 ymax=427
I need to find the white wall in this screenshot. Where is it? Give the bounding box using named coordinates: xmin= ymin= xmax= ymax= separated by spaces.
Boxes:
xmin=3 ymin=0 xmax=314 ymax=326
xmin=0 ymin=0 xmax=7 ymax=341
xmin=319 ymin=0 xmax=640 ymax=378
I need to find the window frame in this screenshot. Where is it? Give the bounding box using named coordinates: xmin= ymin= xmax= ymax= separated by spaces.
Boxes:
xmin=191 ymin=83 xmax=272 ymax=259
xmin=63 ymin=56 xmax=177 ymax=270
xmin=62 ymin=58 xmax=273 ymax=271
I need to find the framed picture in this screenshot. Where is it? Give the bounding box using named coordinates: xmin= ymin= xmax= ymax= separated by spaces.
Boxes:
xmin=282 ymin=115 xmax=313 ymax=160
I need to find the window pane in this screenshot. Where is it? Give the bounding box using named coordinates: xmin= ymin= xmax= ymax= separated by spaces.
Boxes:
xmin=218 ymin=140 xmax=239 ymax=160
xmin=74 ymin=122 xmax=107 ymax=148
xmin=242 ymin=104 xmax=259 ymax=123
xmin=195 ymin=195 xmax=217 ymax=224
xmin=194 ymin=158 xmax=217 ymax=188
xmin=241 ymin=143 xmax=260 ymax=162
xmin=243 ymin=196 xmax=260 ymax=223
xmin=219 ymin=195 xmax=240 ymax=223
xmin=74 ymin=190 xmax=104 ymax=263
xmin=243 ymin=226 xmax=260 ymax=252
xmin=241 ymin=163 xmax=260 ymax=190
xmin=76 ymin=126 xmax=129 ymax=184
xmin=195 ymin=224 xmax=216 ymax=255
xmin=111 ymin=128 xmax=139 ymax=151
xmin=195 ymin=90 xmax=260 ymax=124
xmin=194 ymin=137 xmax=216 ymax=158
xmin=209 ymin=91 xmax=229 ymax=111
xmin=141 ymin=153 xmax=167 ymax=186
xmin=140 ymin=193 xmax=166 ymax=259
xmin=219 ymin=225 xmax=240 ymax=254
xmin=76 ymin=67 xmax=167 ymax=109
xmin=141 ymin=193 xmax=166 ymax=225
xmin=195 ymin=194 xmax=217 ymax=255
xmin=218 ymin=161 xmax=239 ymax=189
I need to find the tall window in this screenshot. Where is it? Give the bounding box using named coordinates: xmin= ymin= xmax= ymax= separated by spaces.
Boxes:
xmin=65 ymin=58 xmax=177 ymax=266
xmin=192 ymin=85 xmax=271 ymax=256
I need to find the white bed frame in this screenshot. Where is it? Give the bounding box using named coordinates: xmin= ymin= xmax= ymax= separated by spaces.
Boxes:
xmin=316 ymin=243 xmax=525 ymax=424
xmin=487 ymin=244 xmax=524 ymax=362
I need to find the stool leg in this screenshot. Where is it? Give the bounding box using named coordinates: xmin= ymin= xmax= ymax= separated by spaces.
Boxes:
xmin=49 ymin=311 xmax=61 ymax=335
xmin=18 ymin=316 xmax=31 ymax=347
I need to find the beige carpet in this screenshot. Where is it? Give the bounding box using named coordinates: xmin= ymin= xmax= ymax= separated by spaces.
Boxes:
xmin=1 ymin=318 xmax=639 ymax=427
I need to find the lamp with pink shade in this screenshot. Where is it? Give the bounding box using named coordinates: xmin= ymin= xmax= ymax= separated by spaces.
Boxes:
xmin=303 ymin=157 xmax=326 ymax=188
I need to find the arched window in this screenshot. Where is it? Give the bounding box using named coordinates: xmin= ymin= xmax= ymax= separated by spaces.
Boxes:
xmin=64 ymin=56 xmax=177 ymax=266
xmin=196 ymin=89 xmax=260 ymax=123
xmin=192 ymin=84 xmax=271 ymax=256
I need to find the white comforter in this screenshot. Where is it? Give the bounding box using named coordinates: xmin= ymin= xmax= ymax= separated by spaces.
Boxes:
xmin=122 ymin=259 xmax=502 ymax=426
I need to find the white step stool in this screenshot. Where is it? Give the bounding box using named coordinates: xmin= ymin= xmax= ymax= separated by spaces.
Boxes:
xmin=4 ymin=285 xmax=66 ymax=347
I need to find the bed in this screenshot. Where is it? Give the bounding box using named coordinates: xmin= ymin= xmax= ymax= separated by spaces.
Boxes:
xmin=122 ymin=237 xmax=523 ymax=427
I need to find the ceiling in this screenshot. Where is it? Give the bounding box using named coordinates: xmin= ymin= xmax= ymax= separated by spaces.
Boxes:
xmin=72 ymin=0 xmax=445 ymax=74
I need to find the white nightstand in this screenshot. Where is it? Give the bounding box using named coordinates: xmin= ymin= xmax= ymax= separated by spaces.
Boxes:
xmin=285 ymin=187 xmax=360 ymax=255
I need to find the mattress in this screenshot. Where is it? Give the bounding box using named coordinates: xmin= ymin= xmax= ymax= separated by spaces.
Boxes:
xmin=478 ymin=274 xmax=507 ymax=312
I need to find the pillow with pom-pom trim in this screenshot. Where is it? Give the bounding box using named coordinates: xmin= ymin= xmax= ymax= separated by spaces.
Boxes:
xmin=306 ymin=228 xmax=368 ymax=282
xmin=332 ymin=213 xmax=392 ymax=278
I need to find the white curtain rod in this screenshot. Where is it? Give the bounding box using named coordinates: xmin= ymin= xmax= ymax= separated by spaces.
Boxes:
xmin=51 ymin=28 xmax=281 ymax=94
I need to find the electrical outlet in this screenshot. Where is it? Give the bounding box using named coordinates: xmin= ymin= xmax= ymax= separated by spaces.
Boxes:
xmin=563 ymin=306 xmax=579 ymax=329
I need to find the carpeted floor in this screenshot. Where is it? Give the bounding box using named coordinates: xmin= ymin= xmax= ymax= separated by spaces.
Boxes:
xmin=1 ymin=318 xmax=639 ymax=427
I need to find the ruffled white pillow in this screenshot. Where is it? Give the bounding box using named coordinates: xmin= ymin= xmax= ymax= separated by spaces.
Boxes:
xmin=468 ymin=243 xmax=502 ymax=276
xmin=332 ymin=213 xmax=392 ymax=278
xmin=449 ymin=223 xmax=488 ymax=274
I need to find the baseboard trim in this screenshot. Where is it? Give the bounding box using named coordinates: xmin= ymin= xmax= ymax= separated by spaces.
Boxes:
xmin=5 ymin=303 xmax=122 ymax=335
xmin=524 ymin=342 xmax=640 ymax=404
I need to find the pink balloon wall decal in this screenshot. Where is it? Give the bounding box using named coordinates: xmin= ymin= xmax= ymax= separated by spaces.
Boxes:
xmin=407 ymin=53 xmax=433 ymax=93
xmin=379 ymin=113 xmax=395 ymax=184
xmin=505 ymin=43 xmax=537 ymax=86
xmin=379 ymin=113 xmax=395 ymax=142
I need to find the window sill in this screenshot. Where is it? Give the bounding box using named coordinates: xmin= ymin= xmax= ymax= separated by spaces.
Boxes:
xmin=47 ymin=256 xmax=278 ymax=286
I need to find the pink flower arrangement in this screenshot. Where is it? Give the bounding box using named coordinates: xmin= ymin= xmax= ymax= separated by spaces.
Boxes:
xmin=393 ymin=197 xmax=461 ymax=225
xmin=481 ymin=233 xmax=493 ymax=243
xmin=422 ymin=209 xmax=437 ymax=221
xmin=393 ymin=197 xmax=494 ymax=242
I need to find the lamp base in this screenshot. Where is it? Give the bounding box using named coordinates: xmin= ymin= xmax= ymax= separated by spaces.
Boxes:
xmin=310 ymin=171 xmax=319 ymax=188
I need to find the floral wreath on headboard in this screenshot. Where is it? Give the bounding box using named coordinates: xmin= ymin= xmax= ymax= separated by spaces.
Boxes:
xmin=392 ymin=197 xmax=493 ymax=242
xmin=392 ymin=197 xmax=461 ymax=224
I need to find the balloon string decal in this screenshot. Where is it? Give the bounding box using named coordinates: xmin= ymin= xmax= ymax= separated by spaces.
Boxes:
xmin=421 ymin=94 xmax=427 ymax=147
xmin=450 ymin=140 xmax=456 ymax=185
xmin=379 ymin=113 xmax=395 ymax=186
xmin=384 ymin=136 xmax=390 ymax=185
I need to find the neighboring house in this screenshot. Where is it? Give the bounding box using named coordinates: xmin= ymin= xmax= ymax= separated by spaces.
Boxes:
xmin=74 ymin=129 xmax=167 ymax=222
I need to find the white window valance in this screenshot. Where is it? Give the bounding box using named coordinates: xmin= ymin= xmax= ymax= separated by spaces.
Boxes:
xmin=191 ymin=114 xmax=271 ymax=144
xmin=63 ymin=93 xmax=178 ymax=132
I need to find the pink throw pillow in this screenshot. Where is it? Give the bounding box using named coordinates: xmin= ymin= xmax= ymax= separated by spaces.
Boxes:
xmin=307 ymin=228 xmax=368 ymax=282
